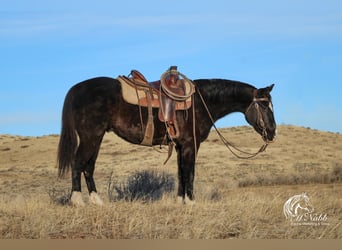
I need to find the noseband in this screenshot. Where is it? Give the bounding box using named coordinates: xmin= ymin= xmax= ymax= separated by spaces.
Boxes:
xmin=246 ymin=97 xmax=272 ymax=143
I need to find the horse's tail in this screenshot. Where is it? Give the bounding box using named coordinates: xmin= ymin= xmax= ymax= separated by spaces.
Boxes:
xmin=57 ymin=89 xmax=78 ymax=178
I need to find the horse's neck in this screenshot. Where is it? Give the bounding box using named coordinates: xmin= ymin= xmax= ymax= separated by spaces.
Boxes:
xmin=195 ymin=79 xmax=255 ymax=121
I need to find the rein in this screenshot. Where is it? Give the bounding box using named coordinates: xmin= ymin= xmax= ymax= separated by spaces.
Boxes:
xmin=196 ymin=86 xmax=269 ymax=159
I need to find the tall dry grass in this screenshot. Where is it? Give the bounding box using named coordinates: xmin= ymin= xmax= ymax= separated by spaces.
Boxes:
xmin=0 ymin=184 xmax=340 ymax=239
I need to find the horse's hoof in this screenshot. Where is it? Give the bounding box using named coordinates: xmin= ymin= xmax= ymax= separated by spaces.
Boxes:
xmin=177 ymin=196 xmax=185 ymax=205
xmin=71 ymin=191 xmax=85 ymax=207
xmin=89 ymin=192 xmax=104 ymax=206
xmin=185 ymin=196 xmax=196 ymax=205
xmin=177 ymin=196 xmax=195 ymax=205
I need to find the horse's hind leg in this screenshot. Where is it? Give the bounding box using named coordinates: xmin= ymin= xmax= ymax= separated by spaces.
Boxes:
xmin=84 ymin=142 xmax=104 ymax=206
xmin=71 ymin=133 xmax=104 ymax=206
xmin=71 ymin=148 xmax=85 ymax=206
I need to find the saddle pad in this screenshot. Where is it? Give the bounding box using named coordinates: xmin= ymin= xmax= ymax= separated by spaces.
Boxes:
xmin=117 ymin=76 xmax=158 ymax=106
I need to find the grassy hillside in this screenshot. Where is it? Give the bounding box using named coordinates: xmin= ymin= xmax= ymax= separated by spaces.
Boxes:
xmin=0 ymin=125 xmax=341 ymax=238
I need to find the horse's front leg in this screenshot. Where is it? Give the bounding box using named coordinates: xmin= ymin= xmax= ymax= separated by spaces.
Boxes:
xmin=175 ymin=141 xmax=197 ymax=204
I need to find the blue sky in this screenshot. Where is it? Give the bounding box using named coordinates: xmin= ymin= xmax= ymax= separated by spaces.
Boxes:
xmin=1 ymin=0 xmax=341 ymax=136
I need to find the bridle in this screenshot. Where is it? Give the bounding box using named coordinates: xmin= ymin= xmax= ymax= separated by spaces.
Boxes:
xmin=197 ymin=88 xmax=273 ymax=159
xmin=245 ymin=97 xmax=273 ymax=143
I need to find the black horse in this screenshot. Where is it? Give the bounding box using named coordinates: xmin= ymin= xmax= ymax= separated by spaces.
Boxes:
xmin=57 ymin=76 xmax=276 ymax=206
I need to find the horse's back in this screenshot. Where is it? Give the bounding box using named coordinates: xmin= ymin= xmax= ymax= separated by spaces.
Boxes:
xmin=68 ymin=77 xmax=120 ymax=99
xmin=66 ymin=77 xmax=121 ymax=108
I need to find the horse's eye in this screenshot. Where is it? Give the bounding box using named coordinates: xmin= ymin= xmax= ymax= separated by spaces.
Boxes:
xmin=259 ymin=102 xmax=270 ymax=110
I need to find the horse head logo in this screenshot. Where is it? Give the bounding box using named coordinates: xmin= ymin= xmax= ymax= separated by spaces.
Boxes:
xmin=283 ymin=193 xmax=314 ymax=220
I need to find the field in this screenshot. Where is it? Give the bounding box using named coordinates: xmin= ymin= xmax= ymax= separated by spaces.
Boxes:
xmin=0 ymin=125 xmax=341 ymax=239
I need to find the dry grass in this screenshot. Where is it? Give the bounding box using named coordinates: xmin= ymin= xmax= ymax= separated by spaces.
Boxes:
xmin=238 ymin=164 xmax=342 ymax=187
xmin=0 ymin=125 xmax=341 ymax=239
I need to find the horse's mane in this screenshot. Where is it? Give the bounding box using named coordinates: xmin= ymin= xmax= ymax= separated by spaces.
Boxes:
xmin=193 ymin=79 xmax=256 ymax=103
xmin=286 ymin=194 xmax=304 ymax=208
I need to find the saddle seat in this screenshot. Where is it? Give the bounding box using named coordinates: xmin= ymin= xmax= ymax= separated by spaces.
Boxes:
xmin=117 ymin=66 xmax=195 ymax=143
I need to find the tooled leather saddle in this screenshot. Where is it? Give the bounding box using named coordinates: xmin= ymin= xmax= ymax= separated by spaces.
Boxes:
xmin=117 ymin=66 xmax=195 ymax=146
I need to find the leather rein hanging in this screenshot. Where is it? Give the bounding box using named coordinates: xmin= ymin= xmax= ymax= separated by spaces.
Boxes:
xmin=196 ymin=86 xmax=270 ymax=159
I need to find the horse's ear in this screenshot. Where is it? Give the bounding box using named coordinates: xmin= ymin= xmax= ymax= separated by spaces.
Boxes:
xmin=257 ymin=84 xmax=274 ymax=96
xmin=267 ymin=84 xmax=275 ymax=92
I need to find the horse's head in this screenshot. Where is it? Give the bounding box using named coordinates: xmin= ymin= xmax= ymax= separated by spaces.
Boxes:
xmin=245 ymin=84 xmax=276 ymax=143
xmin=298 ymin=192 xmax=314 ymax=214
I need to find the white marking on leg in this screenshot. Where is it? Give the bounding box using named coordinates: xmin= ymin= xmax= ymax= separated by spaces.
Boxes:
xmin=71 ymin=191 xmax=85 ymax=207
xmin=177 ymin=196 xmax=185 ymax=205
xmin=177 ymin=196 xmax=195 ymax=205
xmin=89 ymin=192 xmax=104 ymax=206
xmin=185 ymin=195 xmax=196 ymax=205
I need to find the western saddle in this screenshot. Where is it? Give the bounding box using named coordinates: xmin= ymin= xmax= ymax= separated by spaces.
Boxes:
xmin=117 ymin=66 xmax=195 ymax=146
